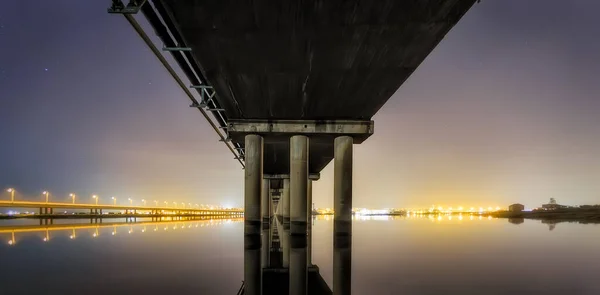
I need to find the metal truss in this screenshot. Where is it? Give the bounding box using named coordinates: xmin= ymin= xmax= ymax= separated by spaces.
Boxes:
xmin=108 ymin=0 xmax=245 ymax=166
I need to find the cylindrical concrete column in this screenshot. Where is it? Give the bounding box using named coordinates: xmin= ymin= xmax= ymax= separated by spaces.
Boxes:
xmin=333 ymin=235 xmax=352 ymax=295
xmin=245 ymin=134 xmax=264 ymax=235
xmin=307 ymin=180 xmax=313 ymax=266
xmin=290 ymin=135 xmax=308 ymax=235
xmin=334 ymin=136 xmax=353 ymax=236
xmin=261 ymin=179 xmax=270 ymax=222
xmin=283 ymin=178 xmax=290 ymax=223
xmin=244 ymin=235 xmax=262 ymax=295
xmin=290 ymin=235 xmax=308 ymax=295
xmin=307 ymin=180 xmax=313 ymax=226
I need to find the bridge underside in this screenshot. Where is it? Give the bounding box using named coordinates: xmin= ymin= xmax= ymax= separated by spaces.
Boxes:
xmin=113 ymin=1 xmax=478 ymax=294
xmin=154 ymin=0 xmax=477 ymax=174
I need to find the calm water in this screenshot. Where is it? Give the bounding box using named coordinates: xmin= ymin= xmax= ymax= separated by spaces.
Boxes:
xmin=0 ymin=216 xmax=599 ymax=294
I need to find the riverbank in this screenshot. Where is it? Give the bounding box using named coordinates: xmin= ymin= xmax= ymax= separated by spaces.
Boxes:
xmin=488 ymin=208 xmax=600 ymax=224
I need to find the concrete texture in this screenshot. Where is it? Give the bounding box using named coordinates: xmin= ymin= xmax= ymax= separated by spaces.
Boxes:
xmin=290 ymin=135 xmax=309 ymax=235
xmin=334 ymin=136 xmax=353 ymax=236
xmin=155 ymin=0 xmax=477 ymax=174
xmin=245 ymin=134 xmax=263 ymax=235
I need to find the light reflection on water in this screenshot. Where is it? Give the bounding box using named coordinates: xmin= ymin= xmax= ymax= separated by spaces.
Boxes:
xmin=0 ymin=216 xmax=599 ymax=294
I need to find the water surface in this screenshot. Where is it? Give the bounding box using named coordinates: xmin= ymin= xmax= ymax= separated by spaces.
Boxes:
xmin=1 ymin=216 xmax=599 ymax=294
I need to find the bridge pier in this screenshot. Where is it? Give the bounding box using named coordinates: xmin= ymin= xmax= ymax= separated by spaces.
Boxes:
xmin=290 ymin=135 xmax=309 ymax=236
xmin=334 ymin=136 xmax=353 ymax=236
xmin=282 ymin=178 xmax=290 ymax=224
xmin=245 ymin=134 xmax=263 ymax=236
xmin=261 ymin=179 xmax=270 ymax=223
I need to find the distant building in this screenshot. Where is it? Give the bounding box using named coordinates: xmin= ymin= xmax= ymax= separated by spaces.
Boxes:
xmin=508 ymin=203 xmax=525 ymax=212
xmin=541 ymin=203 xmax=567 ymax=210
xmin=541 ymin=198 xmax=567 ymax=210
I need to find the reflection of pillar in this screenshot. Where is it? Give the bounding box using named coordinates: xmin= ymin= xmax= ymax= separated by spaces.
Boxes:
xmin=245 ymin=134 xmax=263 ymax=235
xmin=262 ymin=179 xmax=270 ymax=222
xmin=333 ymin=235 xmax=352 ymax=295
xmin=290 ymin=135 xmax=308 ymax=235
xmin=334 ymin=136 xmax=353 ymax=236
xmin=290 ymin=235 xmax=307 ymax=295
xmin=282 ymin=226 xmax=290 ymax=268
xmin=261 ymin=223 xmax=270 ymax=268
xmin=283 ymin=179 xmax=290 ymax=223
xmin=244 ymin=235 xmax=262 ymax=295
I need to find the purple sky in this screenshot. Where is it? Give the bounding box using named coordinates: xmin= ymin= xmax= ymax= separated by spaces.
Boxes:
xmin=1 ymin=0 xmax=599 ymax=209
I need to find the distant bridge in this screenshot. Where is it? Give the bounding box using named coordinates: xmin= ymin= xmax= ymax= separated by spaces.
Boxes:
xmin=0 ymin=200 xmax=243 ymax=216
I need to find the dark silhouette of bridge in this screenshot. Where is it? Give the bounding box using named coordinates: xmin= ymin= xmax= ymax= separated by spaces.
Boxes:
xmin=108 ymin=1 xmax=478 ymax=294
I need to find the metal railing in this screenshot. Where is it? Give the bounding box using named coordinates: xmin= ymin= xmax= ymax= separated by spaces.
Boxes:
xmin=108 ymin=0 xmax=246 ymax=167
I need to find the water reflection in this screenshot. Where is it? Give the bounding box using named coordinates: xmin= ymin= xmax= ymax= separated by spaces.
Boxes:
xmin=245 ymin=217 xmax=334 ymax=295
xmin=1 ymin=216 xmax=241 ymax=246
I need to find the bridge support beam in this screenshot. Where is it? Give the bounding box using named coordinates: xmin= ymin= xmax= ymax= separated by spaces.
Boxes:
xmin=334 ymin=136 xmax=353 ymax=236
xmin=261 ymin=179 xmax=270 ymax=223
xmin=290 ymin=135 xmax=308 ymax=236
xmin=245 ymin=134 xmax=263 ymax=236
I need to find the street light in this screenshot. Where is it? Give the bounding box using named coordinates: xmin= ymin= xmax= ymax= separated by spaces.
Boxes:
xmin=112 ymin=196 xmax=116 ymax=205
xmin=128 ymin=198 xmax=133 ymax=205
xmin=42 ymin=191 xmax=49 ymax=203
xmin=181 ymin=203 xmax=185 ymax=209
xmin=164 ymin=201 xmax=168 ymax=207
xmin=173 ymin=202 xmax=177 ymax=208
xmin=6 ymin=188 xmax=15 ymax=202
xmin=154 ymin=200 xmax=158 ymax=206
xmin=70 ymin=193 xmax=76 ymax=204
xmin=92 ymin=195 xmax=98 ymax=205
xmin=142 ymin=199 xmax=147 ymax=206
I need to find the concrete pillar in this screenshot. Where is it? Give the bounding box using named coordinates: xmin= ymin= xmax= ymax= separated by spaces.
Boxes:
xmin=262 ymin=179 xmax=270 ymax=222
xmin=333 ymin=235 xmax=352 ymax=295
xmin=307 ymin=180 xmax=313 ymax=225
xmin=334 ymin=136 xmax=353 ymax=236
xmin=307 ymin=180 xmax=313 ymax=266
xmin=283 ymin=179 xmax=290 ymax=223
xmin=290 ymin=135 xmax=308 ymax=235
xmin=290 ymin=235 xmax=307 ymax=295
xmin=245 ymin=134 xmax=263 ymax=235
xmin=244 ymin=235 xmax=262 ymax=295
xmin=39 ymin=208 xmax=42 ymax=215
xmin=49 ymin=208 xmax=53 ymax=214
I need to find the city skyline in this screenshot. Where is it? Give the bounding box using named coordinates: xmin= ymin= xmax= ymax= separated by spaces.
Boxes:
xmin=1 ymin=0 xmax=600 ymax=209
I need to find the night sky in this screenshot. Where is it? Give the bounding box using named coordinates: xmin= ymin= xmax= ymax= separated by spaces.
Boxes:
xmin=1 ymin=0 xmax=599 ymax=209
